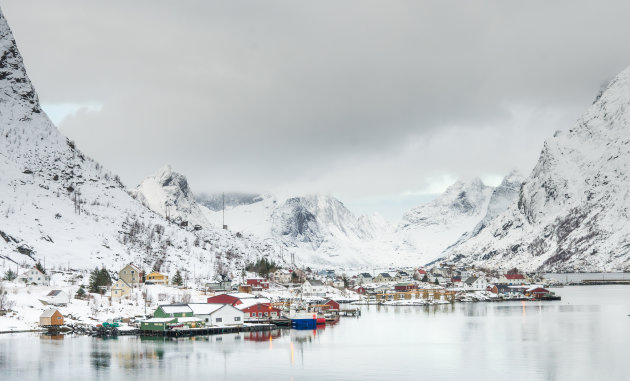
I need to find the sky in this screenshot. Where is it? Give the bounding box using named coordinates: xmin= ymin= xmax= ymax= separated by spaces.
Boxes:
xmin=4 ymin=1 xmax=630 ymax=220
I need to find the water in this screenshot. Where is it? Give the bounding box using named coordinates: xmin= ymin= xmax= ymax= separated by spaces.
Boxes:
xmin=544 ymin=272 xmax=630 ymax=283
xmin=1 ymin=286 xmax=629 ymax=380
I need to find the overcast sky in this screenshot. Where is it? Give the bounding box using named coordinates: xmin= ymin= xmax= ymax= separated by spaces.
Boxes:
xmin=4 ymin=1 xmax=630 ymax=219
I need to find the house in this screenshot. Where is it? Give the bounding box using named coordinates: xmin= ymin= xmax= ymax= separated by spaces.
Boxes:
xmin=205 ymin=277 xmax=232 ymax=292
xmin=324 ymin=299 xmax=340 ymax=311
xmin=464 ymin=276 xmax=488 ymax=290
xmin=357 ymin=273 xmax=373 ymax=284
xmin=246 ymin=277 xmax=269 ymax=290
xmin=526 ymin=287 xmax=550 ymax=299
xmin=189 ymin=303 xmax=244 ymax=326
xmin=302 ymin=279 xmax=326 ymax=297
xmin=353 ymin=285 xmax=366 ymax=295
xmin=373 ymin=273 xmax=393 ymax=283
xmin=238 ymin=302 xmax=283 ymax=320
xmin=20 ymin=267 xmax=50 ymax=286
xmin=118 ymin=264 xmax=143 ymax=287
xmin=43 ymin=290 xmax=69 ymax=306
xmin=110 ymin=279 xmax=132 ymax=299
xmin=394 ymin=282 xmax=417 ymax=292
xmin=498 ymin=274 xmax=528 ymax=285
xmin=413 ymin=269 xmax=428 ymax=281
xmin=206 ymin=294 xmax=242 ymax=306
xmin=140 ymin=316 xmax=204 ymax=331
xmin=397 ymin=271 xmax=410 ymax=279
xmin=153 ymin=304 xmax=193 ymax=318
xmin=271 ymin=269 xmax=292 ymax=284
xmin=145 ymin=271 xmax=169 ymax=285
xmin=39 ymin=308 xmax=63 ymax=326
xmin=332 ymin=279 xmax=345 ymax=289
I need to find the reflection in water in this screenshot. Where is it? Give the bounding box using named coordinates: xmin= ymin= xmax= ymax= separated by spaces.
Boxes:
xmin=1 ymin=286 xmax=629 ymax=381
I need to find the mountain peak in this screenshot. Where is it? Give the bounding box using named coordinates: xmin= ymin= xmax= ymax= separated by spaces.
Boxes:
xmin=0 ymin=8 xmax=41 ymax=115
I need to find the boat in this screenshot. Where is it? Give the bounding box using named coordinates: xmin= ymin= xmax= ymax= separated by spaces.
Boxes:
xmin=289 ymin=311 xmax=317 ymax=330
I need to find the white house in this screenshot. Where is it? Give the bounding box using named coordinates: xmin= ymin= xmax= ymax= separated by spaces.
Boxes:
xmin=20 ymin=267 xmax=50 ymax=286
xmin=188 ymin=303 xmax=244 ymax=327
xmin=271 ymin=269 xmax=292 ymax=284
xmin=302 ymin=279 xmax=327 ymax=297
xmin=464 ymin=276 xmax=488 ymax=290
xmin=42 ymin=290 xmax=70 ymax=306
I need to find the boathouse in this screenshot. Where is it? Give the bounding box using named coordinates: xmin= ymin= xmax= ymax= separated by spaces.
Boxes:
xmin=324 ymin=299 xmax=340 ymax=311
xmin=239 ymin=303 xmax=282 ymax=319
xmin=153 ymin=304 xmax=193 ymax=318
xmin=189 ymin=303 xmax=244 ymax=326
xmin=39 ymin=308 xmax=63 ymax=326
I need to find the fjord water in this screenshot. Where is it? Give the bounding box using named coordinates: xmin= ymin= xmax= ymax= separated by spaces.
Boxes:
xmin=1 ymin=286 xmax=629 ymax=381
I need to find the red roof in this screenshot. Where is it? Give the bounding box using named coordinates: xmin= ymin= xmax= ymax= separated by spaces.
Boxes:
xmin=505 ymin=274 xmax=525 ymax=280
xmin=417 ymin=269 xmax=427 ymax=274
xmin=206 ymin=294 xmax=242 ymax=306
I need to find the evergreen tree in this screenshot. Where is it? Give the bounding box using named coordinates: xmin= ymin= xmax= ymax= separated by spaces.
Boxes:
xmin=35 ymin=261 xmax=46 ymax=274
xmin=75 ymin=285 xmax=86 ymax=299
xmin=3 ymin=269 xmax=17 ymax=281
xmin=88 ymin=267 xmax=112 ymax=293
xmin=172 ymin=270 xmax=183 ymax=286
xmin=434 ymin=278 xmax=439 ymax=286
xmin=422 ymin=274 xmax=429 ymax=283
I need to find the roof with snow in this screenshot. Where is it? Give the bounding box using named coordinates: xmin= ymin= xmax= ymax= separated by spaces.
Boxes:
xmin=188 ymin=303 xmax=224 ymax=315
xmin=46 ymin=290 xmax=64 ymax=297
xmin=158 ymin=305 xmax=193 ymax=314
xmin=306 ymin=279 xmax=324 ymax=286
xmin=40 ymin=308 xmax=60 ymax=318
xmin=464 ymin=276 xmax=478 ymax=285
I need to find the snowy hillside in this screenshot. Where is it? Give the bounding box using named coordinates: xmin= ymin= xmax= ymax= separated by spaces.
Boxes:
xmin=130 ymin=165 xmax=210 ymax=228
xmin=394 ymin=178 xmax=494 ymax=265
xmin=0 ymin=8 xmax=281 ymax=279
xmin=443 ymin=66 xmax=630 ymax=272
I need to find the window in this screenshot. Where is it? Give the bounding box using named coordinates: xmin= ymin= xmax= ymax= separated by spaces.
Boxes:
xmin=57 ymin=316 xmax=62 ymax=320
xmin=258 ymin=312 xmax=262 ymax=317
xmin=234 ymin=317 xmax=240 ymax=321
xmin=205 ymin=318 xmax=209 ymax=322
xmin=216 ymin=318 xmax=222 ymax=322
xmin=251 ymin=312 xmax=255 ymax=317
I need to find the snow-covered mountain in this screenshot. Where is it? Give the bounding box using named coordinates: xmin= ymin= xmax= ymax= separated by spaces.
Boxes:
xmin=394 ymin=178 xmax=494 ymax=264
xmin=202 ymin=193 xmax=398 ymax=267
xmin=443 ymin=66 xmax=630 ymax=272
xmin=130 ymin=165 xmax=210 ymax=228
xmin=0 ymin=8 xmax=280 ymax=279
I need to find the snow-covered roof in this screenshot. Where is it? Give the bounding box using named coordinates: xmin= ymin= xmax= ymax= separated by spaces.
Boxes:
xmin=46 ymin=290 xmax=64 ymax=297
xmin=237 ymin=297 xmax=271 ymax=309
xmin=40 ymin=308 xmax=60 ymax=318
xmin=188 ymin=303 xmax=224 ymax=315
xmin=306 ymin=279 xmax=324 ymax=286
xmin=158 ymin=305 xmax=192 ymax=314
xmin=144 ymin=317 xmax=175 ymax=323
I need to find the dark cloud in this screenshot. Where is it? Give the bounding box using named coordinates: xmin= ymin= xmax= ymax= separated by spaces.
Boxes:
xmin=4 ymin=1 xmax=630 ymax=210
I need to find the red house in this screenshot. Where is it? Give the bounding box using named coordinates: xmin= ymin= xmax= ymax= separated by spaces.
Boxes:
xmin=240 ymin=303 xmax=282 ymax=319
xmin=353 ymin=286 xmax=366 ymax=295
xmin=206 ymin=294 xmax=243 ymax=306
xmin=527 ymin=287 xmax=550 ymax=299
xmin=324 ymin=299 xmax=340 ymax=311
xmin=246 ymin=278 xmax=269 ymax=290
xmin=395 ymin=283 xmax=417 ymax=292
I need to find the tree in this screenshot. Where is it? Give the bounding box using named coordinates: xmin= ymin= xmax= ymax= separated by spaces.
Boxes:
xmin=507 ymin=267 xmax=520 ymax=275
xmin=88 ymin=267 xmax=112 ymax=293
xmin=172 ymin=270 xmax=183 ymax=286
xmin=422 ymin=274 xmax=429 ymax=283
xmin=244 ymin=258 xmax=277 ymax=277
xmin=434 ymin=278 xmax=439 ymax=286
xmin=75 ymin=285 xmax=86 ymax=299
xmin=35 ymin=261 xmax=46 ymax=274
xmin=3 ymin=269 xmax=17 ymax=281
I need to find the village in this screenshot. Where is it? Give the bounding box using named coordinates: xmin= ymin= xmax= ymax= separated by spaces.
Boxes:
xmin=0 ymin=260 xmax=562 ymax=336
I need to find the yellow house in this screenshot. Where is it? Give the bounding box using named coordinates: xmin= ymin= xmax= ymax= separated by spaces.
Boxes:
xmin=145 ymin=271 xmax=169 ymax=285
xmin=111 ymin=278 xmax=132 ymax=299
xmin=118 ymin=263 xmax=143 ymax=286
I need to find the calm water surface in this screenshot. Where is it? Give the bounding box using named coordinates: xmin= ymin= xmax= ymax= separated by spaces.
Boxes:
xmin=1 ymin=286 xmax=629 ymax=380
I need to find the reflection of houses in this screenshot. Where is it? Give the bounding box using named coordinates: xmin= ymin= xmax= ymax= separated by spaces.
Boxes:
xmin=20 ymin=267 xmax=50 ymax=286
xmin=145 ymin=272 xmax=168 ymax=285
xmin=111 ymin=279 xmax=132 ymax=299
xmin=40 ymin=308 xmax=63 ymax=326
xmin=244 ymin=330 xmax=282 ymax=342
xmin=119 ymin=264 xmax=143 ymax=287
xmin=302 ymin=279 xmax=326 ymax=297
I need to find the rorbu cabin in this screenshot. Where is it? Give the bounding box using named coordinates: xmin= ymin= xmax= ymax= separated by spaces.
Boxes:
xmin=39 ymin=308 xmax=64 ymax=326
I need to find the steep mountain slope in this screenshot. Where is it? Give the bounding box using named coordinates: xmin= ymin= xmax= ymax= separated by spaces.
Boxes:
xmin=395 ymin=178 xmax=494 ymax=264
xmin=0 ymin=8 xmax=279 ymax=278
xmin=444 ymin=67 xmax=630 ymax=272
xmin=130 ymin=165 xmax=210 ymax=228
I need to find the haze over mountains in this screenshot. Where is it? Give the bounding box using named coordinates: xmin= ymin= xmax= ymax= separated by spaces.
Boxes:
xmin=2 ymin=5 xmax=630 ymax=274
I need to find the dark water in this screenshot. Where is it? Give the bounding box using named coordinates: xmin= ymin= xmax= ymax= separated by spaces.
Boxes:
xmin=1 ymin=286 xmax=629 ymax=380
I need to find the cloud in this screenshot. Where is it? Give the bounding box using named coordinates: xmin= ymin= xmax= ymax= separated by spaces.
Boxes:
xmin=4 ymin=0 xmax=630 ymax=215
